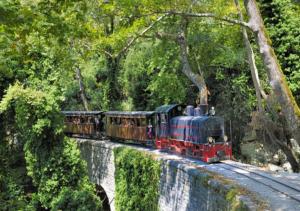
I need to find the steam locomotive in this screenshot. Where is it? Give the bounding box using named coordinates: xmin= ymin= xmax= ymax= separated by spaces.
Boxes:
xmin=62 ymin=104 xmax=232 ymax=163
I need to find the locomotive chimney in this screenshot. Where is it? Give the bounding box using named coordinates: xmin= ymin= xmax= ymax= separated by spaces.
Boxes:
xmin=199 ymin=104 xmax=208 ymax=116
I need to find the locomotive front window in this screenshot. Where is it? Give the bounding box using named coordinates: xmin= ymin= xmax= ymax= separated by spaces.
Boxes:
xmin=161 ymin=114 xmax=166 ymax=123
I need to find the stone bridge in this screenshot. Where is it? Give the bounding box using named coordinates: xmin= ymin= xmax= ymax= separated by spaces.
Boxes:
xmin=76 ymin=139 xmax=268 ymax=211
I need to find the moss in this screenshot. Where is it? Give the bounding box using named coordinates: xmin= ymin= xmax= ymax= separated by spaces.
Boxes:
xmin=197 ymin=174 xmax=211 ymax=189
xmin=263 ymin=24 xmax=300 ymax=119
xmin=226 ymin=189 xmax=249 ymax=211
xmin=254 ymin=2 xmax=300 ymax=119
xmin=113 ymin=147 xmax=161 ymax=211
xmin=194 ymin=166 xmax=269 ymax=210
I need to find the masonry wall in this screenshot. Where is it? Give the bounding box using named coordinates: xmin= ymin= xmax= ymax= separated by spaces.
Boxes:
xmin=77 ymin=140 xmax=116 ymax=211
xmin=77 ymin=139 xmax=259 ymax=211
xmin=159 ymin=160 xmax=231 ymax=211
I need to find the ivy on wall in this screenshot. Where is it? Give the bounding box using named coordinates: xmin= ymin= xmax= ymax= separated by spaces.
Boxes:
xmin=113 ymin=147 xmax=161 ymax=211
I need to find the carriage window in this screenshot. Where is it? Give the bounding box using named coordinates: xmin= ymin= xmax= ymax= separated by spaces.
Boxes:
xmin=128 ymin=118 xmax=134 ymax=126
xmin=110 ymin=117 xmax=117 ymax=125
xmin=141 ymin=118 xmax=146 ymax=126
xmin=87 ymin=117 xmax=92 ymax=123
xmin=132 ymin=118 xmax=136 ymax=126
xmin=116 ymin=117 xmax=120 ymax=125
xmin=136 ymin=119 xmax=141 ymax=127
xmin=156 ymin=115 xmax=160 ymax=124
xmin=74 ymin=117 xmax=79 ymax=124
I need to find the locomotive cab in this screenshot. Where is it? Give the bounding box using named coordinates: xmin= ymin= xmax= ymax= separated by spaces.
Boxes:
xmin=154 ymin=104 xmax=185 ymax=149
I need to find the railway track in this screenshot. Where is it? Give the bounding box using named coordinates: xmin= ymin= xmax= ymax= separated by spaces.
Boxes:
xmin=218 ymin=160 xmax=300 ymax=203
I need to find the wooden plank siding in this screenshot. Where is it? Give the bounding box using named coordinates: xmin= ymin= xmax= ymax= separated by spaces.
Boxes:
xmin=106 ymin=125 xmax=148 ymax=141
xmin=65 ymin=122 xmax=96 ymax=135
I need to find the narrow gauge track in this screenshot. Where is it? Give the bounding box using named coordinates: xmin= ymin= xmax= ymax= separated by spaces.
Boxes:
xmin=218 ymin=161 xmax=300 ymax=203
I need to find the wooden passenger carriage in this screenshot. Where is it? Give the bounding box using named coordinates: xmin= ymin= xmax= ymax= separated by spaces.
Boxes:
xmin=105 ymin=111 xmax=155 ymax=145
xmin=62 ymin=111 xmax=103 ymax=138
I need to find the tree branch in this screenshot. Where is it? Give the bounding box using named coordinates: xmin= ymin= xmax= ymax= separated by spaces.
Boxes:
xmin=155 ymin=31 xmax=177 ymax=40
xmin=165 ymin=11 xmax=250 ymax=29
xmin=116 ymin=14 xmax=168 ymax=57
xmin=234 ymin=0 xmax=266 ymax=112
xmin=103 ymin=50 xmax=113 ymax=58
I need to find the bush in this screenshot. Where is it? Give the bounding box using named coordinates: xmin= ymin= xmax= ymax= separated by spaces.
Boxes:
xmin=114 ymin=147 xmax=161 ymax=211
xmin=0 ymin=83 xmax=102 ymax=210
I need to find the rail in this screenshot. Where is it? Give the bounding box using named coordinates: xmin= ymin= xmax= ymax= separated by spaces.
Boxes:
xmin=219 ymin=160 xmax=300 ymax=203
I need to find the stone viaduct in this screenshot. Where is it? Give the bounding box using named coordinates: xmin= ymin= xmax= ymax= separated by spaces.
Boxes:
xmin=77 ymin=139 xmax=264 ymax=211
xmin=76 ymin=139 xmax=300 ymax=211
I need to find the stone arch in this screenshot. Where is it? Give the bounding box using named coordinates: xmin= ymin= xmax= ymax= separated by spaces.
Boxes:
xmin=96 ymin=184 xmax=111 ymax=211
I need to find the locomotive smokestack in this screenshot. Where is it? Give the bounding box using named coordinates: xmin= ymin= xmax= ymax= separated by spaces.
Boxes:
xmin=199 ymin=104 xmax=208 ymax=116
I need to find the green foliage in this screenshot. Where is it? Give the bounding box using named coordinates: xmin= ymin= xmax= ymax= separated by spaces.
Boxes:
xmin=0 ymin=174 xmax=28 ymax=210
xmin=114 ymin=147 xmax=161 ymax=211
xmin=148 ymin=71 xmax=187 ymax=107
xmin=0 ymin=83 xmax=101 ymax=210
xmin=0 ymin=0 xmax=299 ymax=207
xmin=121 ymin=41 xmax=188 ymax=110
xmin=209 ymin=70 xmax=257 ymax=155
xmin=51 ymin=187 xmax=102 ymax=211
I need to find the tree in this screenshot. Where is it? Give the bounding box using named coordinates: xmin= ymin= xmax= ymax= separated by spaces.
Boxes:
xmin=0 ymin=83 xmax=102 ymax=210
xmin=243 ymin=0 xmax=300 ymax=142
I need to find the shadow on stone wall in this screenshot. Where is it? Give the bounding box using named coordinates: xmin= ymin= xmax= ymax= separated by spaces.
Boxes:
xmin=186 ymin=172 xmax=230 ymax=211
xmin=78 ymin=141 xmax=111 ymax=182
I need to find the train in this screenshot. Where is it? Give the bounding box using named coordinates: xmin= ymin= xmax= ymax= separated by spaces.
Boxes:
xmin=62 ymin=104 xmax=232 ymax=163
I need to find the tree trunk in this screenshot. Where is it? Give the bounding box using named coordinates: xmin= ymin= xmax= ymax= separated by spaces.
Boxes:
xmin=234 ymin=0 xmax=266 ymax=112
xmin=75 ymin=66 xmax=89 ymax=111
xmin=177 ymin=20 xmax=208 ymax=105
xmin=106 ymin=55 xmax=121 ymax=108
xmin=244 ymin=0 xmax=300 ymax=142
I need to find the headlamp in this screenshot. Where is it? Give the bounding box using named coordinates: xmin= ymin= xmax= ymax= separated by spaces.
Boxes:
xmin=208 ymin=137 xmax=214 ymax=144
xmin=224 ymin=135 xmax=228 ymax=142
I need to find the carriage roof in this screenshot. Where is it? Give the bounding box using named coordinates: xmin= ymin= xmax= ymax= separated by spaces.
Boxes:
xmin=62 ymin=111 xmax=103 ymax=116
xmin=155 ymin=104 xmax=184 ymax=113
xmin=104 ymin=111 xmax=155 ymax=118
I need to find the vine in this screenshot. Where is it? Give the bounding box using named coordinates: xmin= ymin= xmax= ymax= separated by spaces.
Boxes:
xmin=114 ymin=147 xmax=161 ymax=211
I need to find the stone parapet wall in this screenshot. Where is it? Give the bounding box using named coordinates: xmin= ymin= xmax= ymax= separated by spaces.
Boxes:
xmin=158 ymin=159 xmax=260 ymax=210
